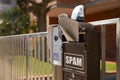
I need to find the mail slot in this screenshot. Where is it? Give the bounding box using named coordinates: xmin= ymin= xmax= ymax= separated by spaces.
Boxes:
xmin=62 ymin=23 xmax=100 ymax=80
xmin=63 ymin=68 xmax=86 ymax=80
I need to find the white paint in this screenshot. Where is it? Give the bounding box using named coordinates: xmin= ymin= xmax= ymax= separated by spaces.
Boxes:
xmin=53 ymin=26 xmax=62 ymax=66
xmin=65 ymin=56 xmax=82 ymax=67
xmin=71 ymin=5 xmax=84 ymax=20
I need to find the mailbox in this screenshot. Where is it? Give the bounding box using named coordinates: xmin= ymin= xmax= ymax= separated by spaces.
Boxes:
xmin=62 ymin=23 xmax=100 ymax=80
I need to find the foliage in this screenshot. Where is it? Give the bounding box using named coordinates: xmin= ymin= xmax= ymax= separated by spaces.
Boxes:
xmin=0 ymin=6 xmax=30 ymax=36
xmin=17 ymin=0 xmax=53 ymax=32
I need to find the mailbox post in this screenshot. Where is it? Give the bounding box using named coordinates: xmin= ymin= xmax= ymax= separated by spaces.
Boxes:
xmin=62 ymin=23 xmax=100 ymax=80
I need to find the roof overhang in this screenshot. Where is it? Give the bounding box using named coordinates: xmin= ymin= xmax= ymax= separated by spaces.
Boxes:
xmin=47 ymin=1 xmax=73 ymax=17
xmin=47 ymin=0 xmax=120 ymax=17
xmin=85 ymin=0 xmax=120 ymax=15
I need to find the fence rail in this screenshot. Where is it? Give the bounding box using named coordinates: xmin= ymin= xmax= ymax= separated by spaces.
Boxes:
xmin=0 ymin=32 xmax=52 ymax=80
xmin=90 ymin=18 xmax=120 ymax=80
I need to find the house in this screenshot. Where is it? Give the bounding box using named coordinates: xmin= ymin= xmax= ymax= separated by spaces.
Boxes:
xmin=47 ymin=0 xmax=120 ymax=61
xmin=0 ymin=0 xmax=16 ymax=13
xmin=0 ymin=0 xmax=16 ymax=23
xmin=47 ymin=0 xmax=120 ymax=23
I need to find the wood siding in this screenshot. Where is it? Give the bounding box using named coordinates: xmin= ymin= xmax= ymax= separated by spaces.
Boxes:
xmin=56 ymin=0 xmax=94 ymax=4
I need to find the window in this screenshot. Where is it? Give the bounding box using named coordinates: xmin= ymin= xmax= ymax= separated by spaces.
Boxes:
xmin=2 ymin=0 xmax=11 ymax=4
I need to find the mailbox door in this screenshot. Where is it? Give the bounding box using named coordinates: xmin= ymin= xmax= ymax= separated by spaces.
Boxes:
xmin=63 ymin=68 xmax=86 ymax=80
xmin=62 ymin=42 xmax=100 ymax=80
xmin=62 ymin=43 xmax=87 ymax=71
xmin=62 ymin=43 xmax=87 ymax=80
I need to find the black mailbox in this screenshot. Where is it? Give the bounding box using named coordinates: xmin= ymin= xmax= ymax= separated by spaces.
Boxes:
xmin=62 ymin=23 xmax=100 ymax=80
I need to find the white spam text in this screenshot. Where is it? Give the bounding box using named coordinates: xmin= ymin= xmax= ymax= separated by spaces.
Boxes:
xmin=65 ymin=56 xmax=83 ymax=67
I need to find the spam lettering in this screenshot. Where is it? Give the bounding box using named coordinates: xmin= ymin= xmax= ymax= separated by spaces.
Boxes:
xmin=65 ymin=56 xmax=82 ymax=67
